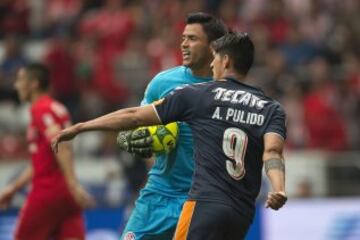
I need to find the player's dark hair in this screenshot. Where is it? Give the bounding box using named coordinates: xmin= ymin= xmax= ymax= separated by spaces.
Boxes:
xmin=212 ymin=32 xmax=254 ymax=75
xmin=185 ymin=12 xmax=227 ymax=42
xmin=25 ymin=63 xmax=50 ymax=91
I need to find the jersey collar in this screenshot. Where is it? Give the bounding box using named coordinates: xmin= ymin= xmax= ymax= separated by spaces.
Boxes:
xmin=224 ymin=76 xmax=264 ymax=94
xmin=184 ymin=66 xmax=213 ymax=83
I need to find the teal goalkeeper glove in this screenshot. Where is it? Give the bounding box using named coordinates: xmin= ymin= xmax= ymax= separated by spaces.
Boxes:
xmin=117 ymin=129 xmax=153 ymax=158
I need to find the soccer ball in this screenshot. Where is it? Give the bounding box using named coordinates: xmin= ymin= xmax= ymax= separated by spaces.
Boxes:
xmin=147 ymin=122 xmax=178 ymax=154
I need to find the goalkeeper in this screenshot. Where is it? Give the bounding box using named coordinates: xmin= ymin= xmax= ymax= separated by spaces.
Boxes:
xmin=117 ymin=12 xmax=227 ymax=240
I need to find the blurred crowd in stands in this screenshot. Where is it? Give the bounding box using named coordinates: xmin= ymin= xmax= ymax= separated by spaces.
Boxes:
xmin=0 ymin=0 xmax=359 ymax=162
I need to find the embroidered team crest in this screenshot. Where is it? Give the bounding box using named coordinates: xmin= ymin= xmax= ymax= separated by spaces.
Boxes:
xmin=124 ymin=232 xmax=136 ymax=240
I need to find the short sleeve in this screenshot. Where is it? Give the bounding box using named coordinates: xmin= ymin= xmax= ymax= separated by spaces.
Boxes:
xmin=154 ymin=85 xmax=196 ymax=124
xmin=265 ymin=104 xmax=287 ymax=139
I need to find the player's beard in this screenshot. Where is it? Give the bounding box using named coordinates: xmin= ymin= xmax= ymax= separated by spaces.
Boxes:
xmin=184 ymin=49 xmax=212 ymax=71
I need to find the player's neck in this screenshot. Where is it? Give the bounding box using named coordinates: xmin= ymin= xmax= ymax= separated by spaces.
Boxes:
xmin=191 ymin=67 xmax=212 ymax=78
xmin=223 ymin=69 xmax=246 ymax=82
xmin=30 ymin=91 xmax=47 ymax=104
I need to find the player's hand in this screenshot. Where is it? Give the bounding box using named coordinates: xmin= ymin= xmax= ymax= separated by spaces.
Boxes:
xmin=0 ymin=185 xmax=16 ymax=210
xmin=70 ymin=184 xmax=96 ymax=209
xmin=265 ymin=191 xmax=287 ymax=210
xmin=52 ymin=124 xmax=80 ymax=153
xmin=117 ymin=129 xmax=153 ymax=158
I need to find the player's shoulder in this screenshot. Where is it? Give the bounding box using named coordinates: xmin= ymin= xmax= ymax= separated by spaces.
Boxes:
xmin=259 ymin=93 xmax=286 ymax=116
xmin=31 ymin=95 xmax=52 ymax=113
xmin=173 ymin=80 xmax=213 ymax=94
xmin=145 ymin=66 xmax=187 ymax=96
xmin=33 ymin=96 xmax=69 ymax=118
xmin=152 ymin=66 xmax=186 ymax=82
xmin=270 ymin=99 xmax=286 ymax=114
xmin=155 ymin=66 xmax=186 ymax=77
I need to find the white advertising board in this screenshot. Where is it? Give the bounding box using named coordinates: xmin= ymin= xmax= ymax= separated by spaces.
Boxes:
xmin=263 ymin=198 xmax=360 ymax=240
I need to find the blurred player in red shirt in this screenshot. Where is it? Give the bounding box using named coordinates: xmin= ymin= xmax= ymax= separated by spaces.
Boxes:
xmin=0 ymin=63 xmax=95 ymax=240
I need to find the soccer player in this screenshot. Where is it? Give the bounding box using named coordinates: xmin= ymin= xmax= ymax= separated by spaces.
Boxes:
xmin=52 ymin=32 xmax=287 ymax=239
xmin=0 ymin=63 xmax=95 ymax=240
xmin=116 ymin=12 xmax=227 ymax=239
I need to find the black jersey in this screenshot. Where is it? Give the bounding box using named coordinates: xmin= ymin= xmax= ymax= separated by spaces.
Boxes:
xmin=154 ymin=77 xmax=286 ymax=220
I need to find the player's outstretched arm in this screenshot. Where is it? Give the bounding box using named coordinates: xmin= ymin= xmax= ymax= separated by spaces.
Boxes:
xmin=52 ymin=105 xmax=161 ymax=152
xmin=0 ymin=165 xmax=32 ymax=210
xmin=55 ymin=142 xmax=96 ymax=209
xmin=263 ymin=133 xmax=287 ymax=210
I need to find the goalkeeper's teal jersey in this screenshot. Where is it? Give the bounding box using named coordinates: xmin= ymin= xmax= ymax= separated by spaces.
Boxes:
xmin=141 ymin=66 xmax=212 ymax=197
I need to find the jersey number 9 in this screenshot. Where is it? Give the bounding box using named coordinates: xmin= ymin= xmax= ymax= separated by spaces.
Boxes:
xmin=223 ymin=128 xmax=248 ymax=180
